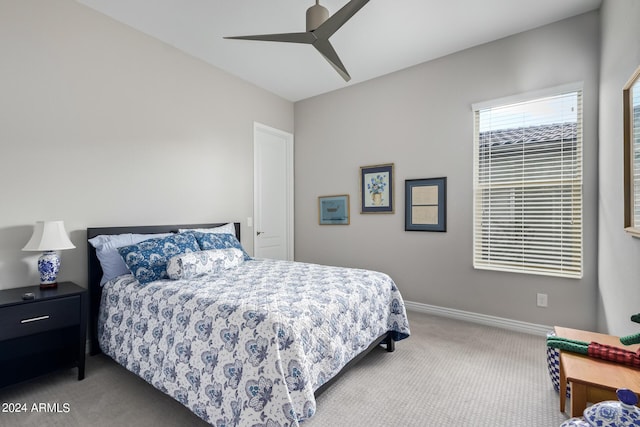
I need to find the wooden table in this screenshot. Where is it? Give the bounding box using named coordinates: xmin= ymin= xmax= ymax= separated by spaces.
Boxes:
xmin=554 ymin=326 xmax=640 ymax=417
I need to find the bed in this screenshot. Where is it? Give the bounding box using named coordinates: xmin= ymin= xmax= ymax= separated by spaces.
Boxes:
xmin=87 ymin=222 xmax=410 ymax=426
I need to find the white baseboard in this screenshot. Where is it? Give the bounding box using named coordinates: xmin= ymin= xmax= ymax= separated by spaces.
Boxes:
xmin=404 ymin=300 xmax=552 ymax=337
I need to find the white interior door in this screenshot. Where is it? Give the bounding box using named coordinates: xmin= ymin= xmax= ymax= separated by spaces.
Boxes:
xmin=254 ymin=122 xmax=294 ymax=260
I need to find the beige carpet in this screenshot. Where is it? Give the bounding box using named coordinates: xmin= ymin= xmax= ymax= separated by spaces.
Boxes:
xmin=0 ymin=311 xmax=569 ymax=426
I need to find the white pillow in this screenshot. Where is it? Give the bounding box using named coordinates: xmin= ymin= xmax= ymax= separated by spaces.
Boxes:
xmin=178 ymin=223 xmax=236 ymax=237
xmin=166 ymin=248 xmax=244 ymax=280
xmin=88 ymin=233 xmax=171 ymax=285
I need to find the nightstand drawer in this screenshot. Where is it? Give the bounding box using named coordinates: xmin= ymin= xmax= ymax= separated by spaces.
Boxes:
xmin=0 ymin=296 xmax=80 ymax=341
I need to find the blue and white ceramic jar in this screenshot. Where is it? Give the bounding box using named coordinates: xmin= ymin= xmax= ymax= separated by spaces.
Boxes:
xmin=38 ymin=250 xmax=60 ymax=285
xmin=560 ymin=419 xmax=590 ymax=427
xmin=560 ymin=389 xmax=640 ymax=427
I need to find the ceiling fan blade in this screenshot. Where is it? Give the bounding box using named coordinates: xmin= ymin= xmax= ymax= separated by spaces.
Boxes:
xmin=314 ymin=0 xmax=370 ymax=39
xmin=224 ymin=32 xmax=316 ymax=44
xmin=224 ymin=0 xmax=369 ymax=81
xmin=313 ymin=38 xmax=351 ymax=82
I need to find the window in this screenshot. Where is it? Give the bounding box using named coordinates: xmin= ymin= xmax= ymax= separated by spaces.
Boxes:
xmin=624 ymin=66 xmax=640 ymax=236
xmin=472 ymin=84 xmax=583 ymax=278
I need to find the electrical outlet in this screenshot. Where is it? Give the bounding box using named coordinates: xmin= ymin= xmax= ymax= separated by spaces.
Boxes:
xmin=537 ymin=293 xmax=548 ymax=308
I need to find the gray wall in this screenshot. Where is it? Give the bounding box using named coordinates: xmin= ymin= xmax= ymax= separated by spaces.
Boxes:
xmin=294 ymin=12 xmax=600 ymax=330
xmin=5 ymin=0 xmax=633 ymax=336
xmin=0 ymin=0 xmax=293 ymax=289
xmin=598 ymin=0 xmax=640 ymax=336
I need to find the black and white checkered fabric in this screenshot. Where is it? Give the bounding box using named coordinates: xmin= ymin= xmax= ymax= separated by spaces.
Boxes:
xmin=546 ymin=332 xmax=571 ymax=398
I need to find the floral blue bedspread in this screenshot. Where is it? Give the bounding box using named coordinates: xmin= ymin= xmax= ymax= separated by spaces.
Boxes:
xmin=98 ymin=258 xmax=410 ymax=426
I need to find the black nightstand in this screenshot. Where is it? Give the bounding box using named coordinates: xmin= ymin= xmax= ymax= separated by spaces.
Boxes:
xmin=0 ymin=282 xmax=87 ymax=388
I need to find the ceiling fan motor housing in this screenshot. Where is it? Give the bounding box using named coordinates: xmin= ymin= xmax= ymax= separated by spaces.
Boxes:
xmin=306 ymin=3 xmax=329 ymax=31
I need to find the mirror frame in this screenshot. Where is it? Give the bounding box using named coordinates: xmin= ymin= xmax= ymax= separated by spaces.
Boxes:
xmin=624 ymin=65 xmax=640 ymax=236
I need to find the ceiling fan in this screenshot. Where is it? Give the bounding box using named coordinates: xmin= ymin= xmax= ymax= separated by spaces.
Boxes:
xmin=224 ymin=0 xmax=369 ymax=82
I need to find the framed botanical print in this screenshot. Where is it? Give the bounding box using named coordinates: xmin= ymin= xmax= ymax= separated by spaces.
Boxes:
xmin=360 ymin=163 xmax=394 ymax=213
xmin=405 ymin=177 xmax=446 ymax=231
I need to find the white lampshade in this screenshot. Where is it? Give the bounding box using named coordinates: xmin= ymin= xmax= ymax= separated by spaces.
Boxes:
xmin=23 ymin=221 xmax=76 ymax=251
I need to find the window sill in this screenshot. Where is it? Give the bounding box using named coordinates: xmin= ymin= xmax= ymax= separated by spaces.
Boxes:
xmin=624 ymin=227 xmax=640 ymax=238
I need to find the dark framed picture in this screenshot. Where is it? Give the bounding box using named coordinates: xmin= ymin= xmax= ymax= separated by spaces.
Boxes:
xmin=319 ymin=194 xmax=350 ymax=225
xmin=405 ymin=177 xmax=446 ymax=231
xmin=360 ymin=163 xmax=394 ymax=213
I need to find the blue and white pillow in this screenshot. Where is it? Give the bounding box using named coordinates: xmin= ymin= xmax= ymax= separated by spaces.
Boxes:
xmin=178 ymin=222 xmax=237 ymax=237
xmin=118 ymin=233 xmax=200 ymax=284
xmin=88 ymin=233 xmax=172 ymax=285
xmin=191 ymin=232 xmax=251 ymax=260
xmin=167 ymin=248 xmax=244 ymax=280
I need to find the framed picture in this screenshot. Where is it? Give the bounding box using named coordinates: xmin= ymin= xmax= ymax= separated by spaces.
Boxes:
xmin=624 ymin=64 xmax=640 ymax=236
xmin=319 ymin=195 xmax=350 ymax=225
xmin=405 ymin=177 xmax=446 ymax=231
xmin=360 ymin=163 xmax=394 ymax=213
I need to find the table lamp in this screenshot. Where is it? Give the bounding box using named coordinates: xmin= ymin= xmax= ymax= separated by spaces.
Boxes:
xmin=23 ymin=221 xmax=75 ymax=288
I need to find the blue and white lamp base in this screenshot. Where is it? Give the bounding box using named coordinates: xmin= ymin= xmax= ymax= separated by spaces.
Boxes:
xmin=38 ymin=250 xmax=60 ymax=288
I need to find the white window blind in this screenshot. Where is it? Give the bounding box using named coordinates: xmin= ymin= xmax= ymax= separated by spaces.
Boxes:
xmin=473 ymin=87 xmax=583 ymax=278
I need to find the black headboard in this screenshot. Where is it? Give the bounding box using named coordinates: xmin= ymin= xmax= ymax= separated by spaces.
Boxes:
xmin=87 ymin=222 xmax=241 ymax=355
